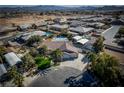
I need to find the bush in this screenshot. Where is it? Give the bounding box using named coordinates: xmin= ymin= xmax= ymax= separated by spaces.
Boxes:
xmin=118 ymin=27 xmax=124 ymax=36
xmin=35 ymin=56 xmax=51 ymax=70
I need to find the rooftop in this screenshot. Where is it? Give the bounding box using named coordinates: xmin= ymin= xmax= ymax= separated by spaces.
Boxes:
xmin=19 ymin=31 xmax=46 ymax=41
xmin=77 ymin=38 xmax=89 ymax=45
xmin=49 ymin=24 xmax=68 ymax=29
xmin=72 ymin=36 xmax=82 ymax=41
xmin=41 ymin=41 xmax=78 ymax=53
xmin=0 ymin=64 xmax=7 ymax=77
xmin=69 ymin=26 xmax=94 ymax=33
xmin=4 ymin=52 xmax=22 ymax=66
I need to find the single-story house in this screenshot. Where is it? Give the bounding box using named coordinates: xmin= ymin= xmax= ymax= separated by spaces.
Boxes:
xmin=35 ymin=21 xmax=47 ymax=27
xmin=86 ymin=22 xmax=105 ymax=28
xmin=49 ymin=24 xmax=68 ymax=31
xmin=18 ymin=24 xmax=32 ymax=31
xmin=69 ymin=26 xmax=94 ymax=35
xmin=18 ymin=31 xmax=46 ymax=41
xmin=77 ymin=39 xmax=89 ymax=45
xmin=0 ymin=26 xmax=17 ymax=35
xmin=4 ymin=52 xmax=22 ymax=66
xmin=111 ymin=19 xmax=124 ymax=25
xmin=72 ymin=36 xmax=82 ymax=42
xmin=53 ymin=18 xmax=67 ymax=24
xmin=41 ymin=41 xmax=79 ymax=61
xmin=0 ymin=64 xmax=7 ymax=77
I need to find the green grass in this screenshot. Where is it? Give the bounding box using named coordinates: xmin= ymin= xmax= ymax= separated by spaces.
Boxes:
xmin=35 ymin=56 xmax=51 ymax=70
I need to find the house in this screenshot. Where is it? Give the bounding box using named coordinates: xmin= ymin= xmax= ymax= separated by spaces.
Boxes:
xmin=18 ymin=24 xmax=32 ymax=31
xmin=53 ymin=18 xmax=67 ymax=24
xmin=49 ymin=24 xmax=68 ymax=31
xmin=69 ymin=26 xmax=94 ymax=35
xmin=0 ymin=64 xmax=7 ymax=77
xmin=4 ymin=52 xmax=22 ymax=66
xmin=111 ymin=19 xmax=124 ymax=25
xmin=0 ymin=26 xmax=17 ymax=35
xmin=18 ymin=31 xmax=46 ymax=42
xmin=72 ymin=36 xmax=82 ymax=42
xmin=41 ymin=41 xmax=79 ymax=61
xmin=86 ymin=22 xmax=105 ymax=29
xmin=77 ymin=39 xmax=89 ymax=45
xmin=35 ymin=21 xmax=47 ymax=27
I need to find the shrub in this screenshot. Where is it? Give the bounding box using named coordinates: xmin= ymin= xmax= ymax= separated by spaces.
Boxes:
xmin=35 ymin=56 xmax=51 ymax=70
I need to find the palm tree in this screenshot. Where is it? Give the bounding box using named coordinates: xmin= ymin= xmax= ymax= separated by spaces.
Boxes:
xmin=51 ymin=49 xmax=63 ymax=64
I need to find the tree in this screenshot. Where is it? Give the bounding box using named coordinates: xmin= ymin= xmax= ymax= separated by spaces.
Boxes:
xmin=21 ymin=53 xmax=36 ymax=72
xmin=87 ymin=52 xmax=97 ymax=66
xmin=118 ymin=27 xmax=124 ymax=37
xmin=93 ymin=36 xmax=104 ymax=53
xmin=32 ymin=24 xmax=37 ymax=29
xmin=12 ymin=72 xmax=24 ymax=87
xmin=8 ymin=66 xmax=24 ymax=87
xmin=51 ymin=49 xmax=63 ymax=64
xmin=0 ymin=57 xmax=3 ymax=63
xmin=30 ymin=47 xmax=39 ymax=57
xmin=0 ymin=46 xmax=6 ymax=55
xmin=90 ymin=53 xmax=122 ymax=86
xmin=0 ymin=46 xmax=6 ymax=63
xmin=38 ymin=45 xmax=48 ymax=56
xmin=17 ymin=26 xmax=22 ymax=31
xmin=26 ymin=35 xmax=42 ymax=46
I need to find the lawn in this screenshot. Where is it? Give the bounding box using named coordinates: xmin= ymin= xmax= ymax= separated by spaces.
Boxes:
xmin=35 ymin=56 xmax=51 ymax=70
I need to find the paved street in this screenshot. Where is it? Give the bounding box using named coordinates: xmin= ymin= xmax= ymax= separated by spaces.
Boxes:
xmin=102 ymin=26 xmax=120 ymax=43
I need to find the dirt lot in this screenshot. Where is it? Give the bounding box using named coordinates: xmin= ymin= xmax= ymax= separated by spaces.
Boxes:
xmin=105 ymin=49 xmax=124 ymax=64
xmin=0 ymin=14 xmax=76 ymax=26
xmin=0 ymin=15 xmax=55 ymax=26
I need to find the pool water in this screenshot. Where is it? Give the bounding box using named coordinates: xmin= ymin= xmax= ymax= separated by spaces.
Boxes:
xmin=52 ymin=36 xmax=68 ymax=41
xmin=45 ymin=32 xmax=53 ymax=36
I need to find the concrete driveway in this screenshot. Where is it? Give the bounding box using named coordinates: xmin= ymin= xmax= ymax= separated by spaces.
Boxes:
xmin=28 ymin=66 xmax=82 ymax=87
xmin=27 ymin=53 xmax=88 ymax=87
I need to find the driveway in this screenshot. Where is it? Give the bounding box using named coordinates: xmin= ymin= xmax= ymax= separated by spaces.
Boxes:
xmin=27 ymin=53 xmax=88 ymax=87
xmin=28 ymin=66 xmax=82 ymax=87
xmin=60 ymin=53 xmax=88 ymax=71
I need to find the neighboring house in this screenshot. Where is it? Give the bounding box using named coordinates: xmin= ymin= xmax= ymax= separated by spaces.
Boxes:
xmin=17 ymin=31 xmax=46 ymax=42
xmin=4 ymin=52 xmax=22 ymax=67
xmin=49 ymin=24 xmax=68 ymax=31
xmin=111 ymin=19 xmax=124 ymax=25
xmin=0 ymin=64 xmax=7 ymax=78
xmin=54 ymin=18 xmax=67 ymax=24
xmin=18 ymin=24 xmax=32 ymax=31
xmin=35 ymin=21 xmax=47 ymax=27
xmin=86 ymin=22 xmax=105 ymax=28
xmin=69 ymin=26 xmax=94 ymax=35
xmin=41 ymin=41 xmax=79 ymax=61
xmin=72 ymin=36 xmax=82 ymax=42
xmin=0 ymin=26 xmax=17 ymax=35
xmin=77 ymin=39 xmax=89 ymax=45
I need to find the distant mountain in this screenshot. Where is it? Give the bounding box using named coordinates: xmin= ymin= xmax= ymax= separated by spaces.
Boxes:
xmin=0 ymin=5 xmax=124 ymax=13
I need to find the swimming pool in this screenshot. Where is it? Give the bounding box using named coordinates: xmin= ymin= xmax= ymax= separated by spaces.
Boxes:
xmin=45 ymin=32 xmax=53 ymax=36
xmin=52 ymin=36 xmax=68 ymax=41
